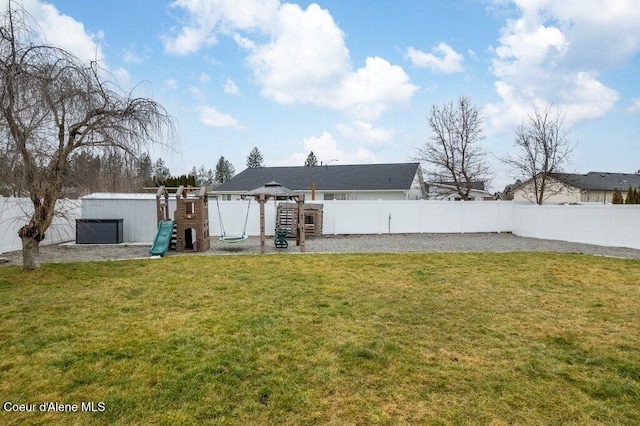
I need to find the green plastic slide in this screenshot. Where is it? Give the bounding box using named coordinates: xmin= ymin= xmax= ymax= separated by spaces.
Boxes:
xmin=150 ymin=220 xmax=174 ymax=256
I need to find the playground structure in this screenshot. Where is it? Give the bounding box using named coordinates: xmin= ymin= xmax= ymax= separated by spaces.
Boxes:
xmin=151 ymin=185 xmax=210 ymax=256
xmin=276 ymin=202 xmax=323 ymax=238
xmin=150 ymin=181 xmax=310 ymax=255
xmin=247 ymin=181 xmax=306 ymax=254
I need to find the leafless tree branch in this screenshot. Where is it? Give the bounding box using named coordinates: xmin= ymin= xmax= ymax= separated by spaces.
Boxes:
xmin=414 ymin=96 xmax=492 ymax=200
xmin=499 ymin=104 xmax=576 ymax=204
xmin=0 ymin=1 xmax=178 ymax=269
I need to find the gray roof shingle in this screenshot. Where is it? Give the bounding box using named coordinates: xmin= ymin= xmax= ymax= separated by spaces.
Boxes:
xmin=213 ymin=163 xmax=421 ymax=193
xmin=553 ymin=172 xmax=640 ymax=191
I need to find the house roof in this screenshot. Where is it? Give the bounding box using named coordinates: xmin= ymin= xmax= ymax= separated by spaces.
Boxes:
xmin=426 ymin=181 xmax=486 ymax=191
xmin=212 ymin=163 xmax=421 ymax=193
xmin=552 ymin=172 xmax=640 ymax=191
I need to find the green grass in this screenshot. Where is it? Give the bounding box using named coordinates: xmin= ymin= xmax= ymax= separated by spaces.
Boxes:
xmin=1 ymin=252 xmax=639 ymax=425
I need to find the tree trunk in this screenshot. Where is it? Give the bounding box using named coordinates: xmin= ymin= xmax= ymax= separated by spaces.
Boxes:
xmin=21 ymin=237 xmax=41 ymax=270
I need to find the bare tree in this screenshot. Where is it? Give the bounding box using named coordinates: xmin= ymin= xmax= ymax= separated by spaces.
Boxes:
xmin=500 ymin=105 xmax=575 ymax=204
xmin=0 ymin=3 xmax=176 ymax=269
xmin=415 ymin=96 xmax=492 ymax=200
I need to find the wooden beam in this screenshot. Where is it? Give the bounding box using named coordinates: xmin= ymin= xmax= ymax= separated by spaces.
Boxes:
xmin=258 ymin=194 xmax=266 ymax=254
xmin=296 ymin=194 xmax=305 ymax=252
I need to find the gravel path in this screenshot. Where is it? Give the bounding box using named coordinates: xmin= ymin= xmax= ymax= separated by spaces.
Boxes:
xmin=2 ymin=233 xmax=640 ymax=267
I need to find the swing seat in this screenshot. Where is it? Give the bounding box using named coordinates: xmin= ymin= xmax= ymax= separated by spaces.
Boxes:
xmin=219 ymin=235 xmax=248 ymax=243
xmin=274 ymin=228 xmax=288 ymax=248
xmin=215 ymin=196 xmax=251 ymax=244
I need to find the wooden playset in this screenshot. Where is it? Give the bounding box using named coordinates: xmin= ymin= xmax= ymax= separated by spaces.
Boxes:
xmin=154 ymin=185 xmax=210 ymax=253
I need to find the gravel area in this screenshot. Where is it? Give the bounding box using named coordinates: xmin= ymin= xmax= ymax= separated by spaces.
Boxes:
xmin=2 ymin=233 xmax=640 ymax=267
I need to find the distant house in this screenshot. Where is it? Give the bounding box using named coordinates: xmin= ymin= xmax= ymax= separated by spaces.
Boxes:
xmin=425 ymin=181 xmax=493 ymax=201
xmin=512 ymin=172 xmax=640 ymax=204
xmin=494 ymin=181 xmax=520 ymax=201
xmin=211 ymin=163 xmax=426 ymax=201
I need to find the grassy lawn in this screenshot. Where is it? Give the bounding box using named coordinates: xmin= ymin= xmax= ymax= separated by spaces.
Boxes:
xmin=1 ymin=252 xmax=639 ymax=425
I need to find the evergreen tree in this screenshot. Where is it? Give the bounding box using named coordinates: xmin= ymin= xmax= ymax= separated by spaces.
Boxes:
xmin=305 ymin=151 xmax=318 ymax=167
xmin=152 ymin=158 xmax=171 ymax=183
xmin=635 ymin=186 xmax=640 ymax=204
xmin=159 ymin=174 xmax=196 ymax=187
xmin=611 ymin=187 xmax=623 ymax=204
xmin=205 ymin=168 xmax=215 ymax=187
xmin=215 ymin=156 xmax=236 ymax=183
xmin=625 ymin=185 xmax=634 ymax=204
xmin=195 ymin=165 xmax=215 ymax=187
xmin=136 ymin=154 xmax=153 ymax=188
xmin=246 ymin=147 xmax=264 ymax=168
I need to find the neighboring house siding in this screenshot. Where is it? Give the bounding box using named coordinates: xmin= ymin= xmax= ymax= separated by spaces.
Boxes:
xmin=513 ymin=179 xmax=581 ymax=203
xmin=296 ymin=190 xmax=409 ymax=201
xmin=511 ymin=171 xmax=640 ymax=204
xmin=581 ymin=190 xmax=608 ymax=203
xmin=426 ymin=184 xmax=491 ymax=201
xmin=407 ymin=172 xmax=425 ymax=200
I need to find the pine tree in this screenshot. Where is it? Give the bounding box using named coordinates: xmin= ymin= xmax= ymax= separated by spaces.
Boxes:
xmin=246 ymin=147 xmax=264 ymax=168
xmin=136 ymin=154 xmax=153 ymax=188
xmin=611 ymin=187 xmax=623 ymax=204
xmin=215 ymin=156 xmax=236 ymax=183
xmin=152 ymin=158 xmax=171 ymax=183
xmin=305 ymin=151 xmax=318 ymax=167
xmin=625 ymin=185 xmax=634 ymax=204
xmin=635 ymin=186 xmax=640 ymax=204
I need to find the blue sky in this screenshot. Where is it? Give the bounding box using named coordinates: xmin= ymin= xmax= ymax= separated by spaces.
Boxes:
xmin=13 ymin=0 xmax=640 ymax=191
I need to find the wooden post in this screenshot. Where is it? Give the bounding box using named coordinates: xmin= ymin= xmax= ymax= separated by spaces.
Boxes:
xmin=259 ymin=194 xmax=266 ymax=254
xmin=296 ymin=194 xmax=305 ymax=252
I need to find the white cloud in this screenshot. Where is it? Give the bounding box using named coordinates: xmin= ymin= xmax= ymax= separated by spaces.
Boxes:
xmin=510 ymin=0 xmax=640 ymax=68
xmin=485 ymin=0 xmax=633 ymax=132
xmin=16 ymin=0 xmax=104 ymax=63
xmin=163 ymin=24 xmax=217 ymax=55
xmin=406 ymin=43 xmax=464 ymax=73
xmin=163 ymin=0 xmax=280 ymax=54
xmin=336 ymin=121 xmax=394 ymax=146
xmin=198 ymin=72 xmax=210 ymax=83
xmin=223 ymin=77 xmax=240 ymax=95
xmin=198 ymin=105 xmax=244 ymax=130
xmin=164 ymin=79 xmax=179 ymax=90
xmin=164 ymin=1 xmax=416 ymax=120
xmin=332 ymin=57 xmax=417 ymax=120
xmin=233 ymin=33 xmax=256 ymax=50
xmin=122 ymin=45 xmax=150 ymax=64
xmin=274 ymin=132 xmax=376 ymax=166
xmin=628 ymin=98 xmax=640 ymax=113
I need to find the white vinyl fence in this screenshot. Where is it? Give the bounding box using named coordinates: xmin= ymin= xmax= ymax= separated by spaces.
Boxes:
xmin=2 ymin=195 xmax=640 ymax=253
xmin=512 ymin=203 xmax=640 ymax=250
xmin=321 ymin=200 xmax=513 ymax=235
xmin=0 ymin=197 xmax=80 ymax=254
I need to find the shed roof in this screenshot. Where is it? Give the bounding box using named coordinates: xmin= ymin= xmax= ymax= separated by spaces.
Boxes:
xmin=212 ymin=163 xmax=421 ymax=193
xmin=81 ymin=192 xmax=156 ymax=200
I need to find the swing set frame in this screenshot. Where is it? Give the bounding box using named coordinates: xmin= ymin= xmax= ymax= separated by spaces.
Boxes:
xmin=214 ymin=196 xmax=252 ymax=243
